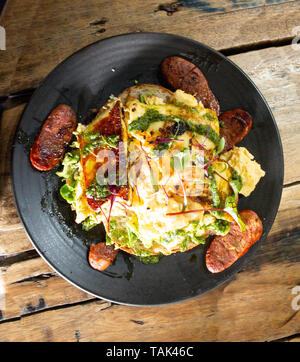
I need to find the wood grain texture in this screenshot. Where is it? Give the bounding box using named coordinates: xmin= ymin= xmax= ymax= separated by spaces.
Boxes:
xmin=0 ymin=181 xmax=299 ymax=329
xmin=0 ymin=46 xmax=299 ymax=332
xmin=230 ymin=45 xmax=300 ymax=185
xmin=0 ymin=1 xmax=299 ymax=340
xmin=0 ymin=44 xmax=298 ymax=254
xmin=0 ymin=228 xmax=32 ymax=255
xmin=0 ymin=102 xmax=31 ymax=258
xmin=0 ymin=258 xmax=93 ymax=321
xmin=0 ymin=260 xmax=299 ymax=341
xmin=0 ymin=0 xmax=299 ymax=96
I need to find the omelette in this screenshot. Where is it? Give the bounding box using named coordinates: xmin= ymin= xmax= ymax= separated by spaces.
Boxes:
xmin=56 ymin=84 xmax=265 ymax=263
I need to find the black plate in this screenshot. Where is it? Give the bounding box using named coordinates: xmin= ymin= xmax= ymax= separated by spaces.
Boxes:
xmin=11 ymin=33 xmax=283 ymax=306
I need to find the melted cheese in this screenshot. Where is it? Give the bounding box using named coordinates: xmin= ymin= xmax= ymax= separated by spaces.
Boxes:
xmin=69 ymin=90 xmax=265 ymax=256
xmin=121 ymin=92 xmax=221 ymax=252
xmin=121 ymin=92 xmax=220 ymax=251
xmin=125 ymin=97 xmax=219 ymax=152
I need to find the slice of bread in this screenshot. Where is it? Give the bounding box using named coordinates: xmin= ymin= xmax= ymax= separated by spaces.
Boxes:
xmin=119 ymin=83 xmax=173 ymax=105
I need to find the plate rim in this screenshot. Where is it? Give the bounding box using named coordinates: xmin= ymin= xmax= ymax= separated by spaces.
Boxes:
xmin=10 ymin=32 xmax=284 ymax=306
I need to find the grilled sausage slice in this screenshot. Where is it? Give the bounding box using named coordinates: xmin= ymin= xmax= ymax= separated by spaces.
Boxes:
xmin=206 ymin=210 xmax=263 ymax=273
xmin=88 ymin=242 xmax=118 ymax=271
xmin=30 ymin=104 xmax=77 ymax=171
xmin=161 ymin=56 xmax=220 ymax=115
xmin=219 ymin=109 xmax=252 ymax=152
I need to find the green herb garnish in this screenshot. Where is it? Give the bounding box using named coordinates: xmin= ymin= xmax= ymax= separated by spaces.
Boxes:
xmin=82 ymin=214 xmax=99 ymax=231
xmin=180 ymin=238 xmax=188 ymax=252
xmin=224 ymin=194 xmax=246 ymax=231
xmin=185 ymin=121 xmax=220 ymax=147
xmin=128 ymin=108 xmax=166 ymax=132
xmin=204 ymin=219 xmax=231 ymax=236
xmin=139 ymin=94 xmax=146 ymax=104
xmin=108 ymin=218 xmax=140 ymax=249
xmin=152 ymin=142 xmax=170 ymax=154
xmin=229 ymin=168 xmax=243 ymax=195
xmin=60 ymin=184 xmax=76 ymax=202
xmin=175 ymin=102 xmax=199 ymax=113
xmin=82 ymin=134 xmax=119 ymax=157
xmin=86 ymin=180 xmax=111 ymax=201
xmin=207 ymin=165 xmax=221 ymax=209
xmin=191 ymin=235 xmax=206 ymax=244
xmin=129 ymin=109 xmax=222 ymax=148
xmin=205 ymin=112 xmax=216 ymax=121
xmin=138 ymin=254 xmax=163 ymax=264
xmin=56 ymin=151 xmax=80 ymax=180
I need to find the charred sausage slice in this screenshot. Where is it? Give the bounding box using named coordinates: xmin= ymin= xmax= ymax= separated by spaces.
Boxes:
xmin=206 ymin=210 xmax=263 ymax=273
xmin=30 ymin=104 xmax=77 ymax=171
xmin=161 ymin=56 xmax=220 ymax=115
xmin=219 ymin=109 xmax=252 ymax=152
xmin=88 ymin=242 xmax=118 ymax=271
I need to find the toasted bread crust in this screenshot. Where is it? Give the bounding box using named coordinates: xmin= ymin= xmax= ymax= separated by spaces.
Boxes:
xmin=118 ymin=83 xmax=173 ymax=105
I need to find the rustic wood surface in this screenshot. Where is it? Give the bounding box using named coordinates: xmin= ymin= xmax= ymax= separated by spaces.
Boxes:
xmin=1 ymin=0 xmax=300 ymax=96
xmin=0 ymin=0 xmax=299 ymax=342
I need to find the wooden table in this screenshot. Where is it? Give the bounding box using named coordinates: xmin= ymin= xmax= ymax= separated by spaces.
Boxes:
xmin=0 ymin=0 xmax=300 ymax=342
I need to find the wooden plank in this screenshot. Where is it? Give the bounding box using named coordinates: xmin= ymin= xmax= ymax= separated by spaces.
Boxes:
xmin=230 ymin=45 xmax=300 ymax=185
xmin=0 ymin=0 xmax=299 ymax=96
xmin=0 ymin=258 xmax=94 ymax=321
xmin=156 ymin=0 xmax=294 ymax=15
xmin=0 ymin=260 xmax=299 ymax=341
xmin=0 ymin=104 xmax=28 ymax=236
xmin=271 ymin=184 xmax=300 ymax=236
xmin=0 ymin=179 xmax=24 ymax=231
xmin=0 ymin=228 xmax=32 ymax=256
